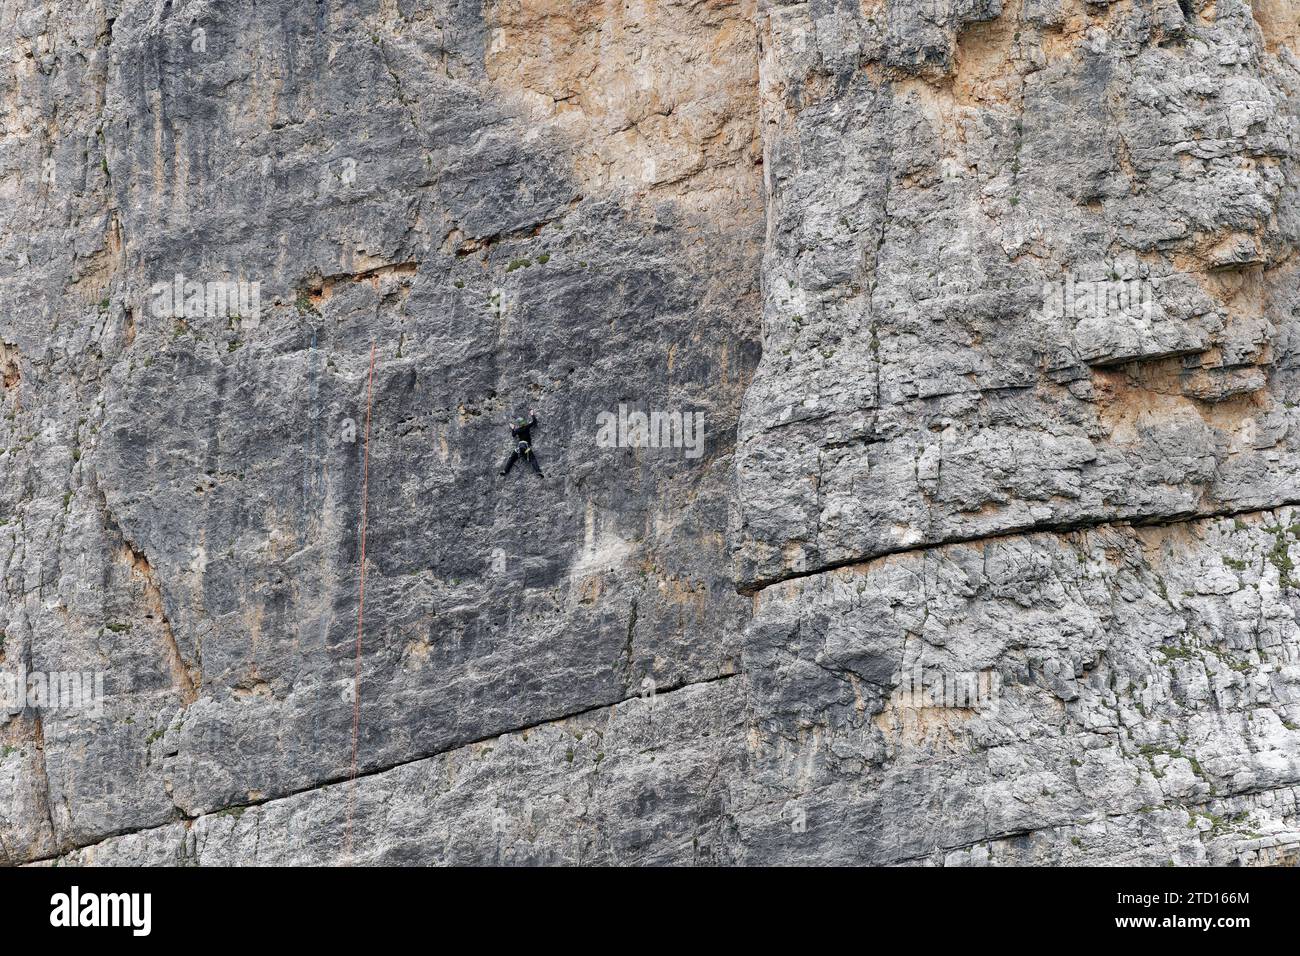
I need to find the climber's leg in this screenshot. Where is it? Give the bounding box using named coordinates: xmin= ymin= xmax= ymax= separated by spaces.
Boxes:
xmin=527 ymin=451 xmax=543 ymax=476
xmin=500 ymin=451 xmax=519 ymax=476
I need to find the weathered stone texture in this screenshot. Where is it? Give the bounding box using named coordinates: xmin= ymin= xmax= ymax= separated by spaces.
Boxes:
xmin=5 ymin=0 xmax=1300 ymax=866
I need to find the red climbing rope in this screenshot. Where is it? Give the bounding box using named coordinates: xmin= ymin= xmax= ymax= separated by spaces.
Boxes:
xmin=344 ymin=341 xmax=376 ymax=861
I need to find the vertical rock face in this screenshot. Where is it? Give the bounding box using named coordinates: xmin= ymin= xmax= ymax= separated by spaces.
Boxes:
xmin=737 ymin=0 xmax=1300 ymax=589
xmin=2 ymin=0 xmax=762 ymax=863
xmin=731 ymin=0 xmax=1300 ymax=865
xmin=5 ymin=0 xmax=1300 ymax=866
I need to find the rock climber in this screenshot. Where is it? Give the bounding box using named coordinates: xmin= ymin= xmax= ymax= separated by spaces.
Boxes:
xmin=499 ymin=408 xmax=544 ymax=478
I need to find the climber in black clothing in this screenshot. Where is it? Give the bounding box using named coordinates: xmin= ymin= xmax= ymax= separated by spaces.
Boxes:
xmin=499 ymin=409 xmax=544 ymax=477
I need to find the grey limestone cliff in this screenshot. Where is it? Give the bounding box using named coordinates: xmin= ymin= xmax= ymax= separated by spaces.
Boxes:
xmin=4 ymin=0 xmax=1300 ymax=865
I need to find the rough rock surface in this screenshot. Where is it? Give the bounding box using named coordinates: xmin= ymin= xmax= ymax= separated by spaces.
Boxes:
xmin=5 ymin=0 xmax=1300 ymax=866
